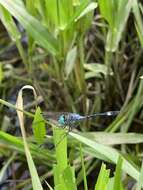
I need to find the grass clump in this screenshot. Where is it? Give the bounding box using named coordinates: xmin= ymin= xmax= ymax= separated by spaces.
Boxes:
xmin=0 ymin=0 xmax=143 ymax=189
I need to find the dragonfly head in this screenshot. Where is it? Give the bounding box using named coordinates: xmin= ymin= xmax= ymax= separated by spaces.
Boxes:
xmin=58 ymin=115 xmax=65 ymax=126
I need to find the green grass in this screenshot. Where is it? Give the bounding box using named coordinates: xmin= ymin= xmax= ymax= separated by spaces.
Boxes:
xmin=0 ymin=0 xmax=143 ymax=189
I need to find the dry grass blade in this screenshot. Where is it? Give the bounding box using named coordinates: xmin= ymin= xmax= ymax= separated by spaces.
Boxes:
xmin=16 ymin=85 xmax=43 ymax=190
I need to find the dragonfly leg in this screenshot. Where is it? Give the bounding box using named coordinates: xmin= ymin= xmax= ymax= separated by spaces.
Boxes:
xmin=54 ymin=124 xmax=73 ymax=148
xmin=55 ymin=132 xmax=68 ymax=148
xmin=68 ymin=125 xmax=73 ymax=132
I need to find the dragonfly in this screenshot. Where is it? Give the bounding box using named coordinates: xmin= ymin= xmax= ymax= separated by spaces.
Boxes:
xmin=42 ymin=110 xmax=120 ymax=131
xmin=40 ymin=110 xmax=120 ymax=148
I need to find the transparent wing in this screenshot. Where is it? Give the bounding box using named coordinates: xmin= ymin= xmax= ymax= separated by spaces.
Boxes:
xmin=42 ymin=112 xmax=73 ymax=121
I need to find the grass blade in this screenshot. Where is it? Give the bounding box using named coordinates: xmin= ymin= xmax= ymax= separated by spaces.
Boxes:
xmin=113 ymin=156 xmax=123 ymax=190
xmin=136 ymin=161 xmax=143 ymax=190
xmin=94 ymin=163 xmax=110 ymax=190
xmin=0 ymin=0 xmax=58 ymax=56
xmin=80 ymin=144 xmax=88 ymax=190
xmin=70 ymin=132 xmax=140 ymax=182
xmin=16 ymin=85 xmax=43 ymax=190
xmin=81 ymin=132 xmax=143 ymax=145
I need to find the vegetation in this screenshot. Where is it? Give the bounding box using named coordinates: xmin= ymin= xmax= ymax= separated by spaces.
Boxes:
xmin=0 ymin=0 xmax=143 ymax=189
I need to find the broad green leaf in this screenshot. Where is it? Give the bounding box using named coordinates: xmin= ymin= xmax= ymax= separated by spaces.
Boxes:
xmin=32 ymin=107 xmax=46 ymax=145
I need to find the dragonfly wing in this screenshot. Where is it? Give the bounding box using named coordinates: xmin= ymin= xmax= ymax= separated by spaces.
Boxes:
xmin=42 ymin=112 xmax=73 ymax=122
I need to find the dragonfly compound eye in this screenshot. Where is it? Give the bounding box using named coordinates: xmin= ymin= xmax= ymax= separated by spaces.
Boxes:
xmin=58 ymin=115 xmax=65 ymax=125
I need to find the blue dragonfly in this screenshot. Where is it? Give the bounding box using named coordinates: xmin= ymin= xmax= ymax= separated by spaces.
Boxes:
xmin=40 ymin=110 xmax=120 ymax=148
xmin=42 ymin=110 xmax=120 ymax=132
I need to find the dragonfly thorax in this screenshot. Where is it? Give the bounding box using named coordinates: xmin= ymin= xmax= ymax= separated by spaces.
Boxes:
xmin=57 ymin=113 xmax=83 ymax=126
xmin=58 ymin=115 xmax=65 ymax=125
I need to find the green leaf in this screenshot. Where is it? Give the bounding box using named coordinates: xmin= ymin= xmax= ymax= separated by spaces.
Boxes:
xmin=53 ymin=126 xmax=67 ymax=170
xmin=107 ymin=177 xmax=114 ymax=190
xmin=94 ymin=163 xmax=110 ymax=190
xmin=107 ymin=0 xmax=132 ymax=52
xmin=53 ymin=126 xmax=68 ymax=190
xmin=113 ymin=156 xmax=123 ymax=190
xmin=0 ymin=154 xmax=15 ymax=182
xmin=53 ymin=165 xmax=77 ymax=190
xmin=81 ymin=132 xmax=143 ymax=145
xmin=62 ymin=166 xmax=77 ymax=190
xmin=98 ymin=0 xmax=115 ymax=27
xmin=132 ymin=0 xmax=143 ymax=47
xmin=0 ymin=0 xmax=58 ymax=56
xmin=0 ymin=5 xmax=28 ymax=67
xmin=99 ymin=0 xmax=132 ymax=52
xmin=70 ymin=132 xmax=140 ymax=182
xmin=32 ymin=107 xmax=46 ymax=145
xmin=84 ymin=63 xmax=113 ymax=79
xmin=53 ymin=165 xmax=66 ymax=190
xmin=136 ymin=161 xmax=143 ymax=190
xmin=45 ymin=0 xmax=58 ymax=28
xmin=0 ymin=5 xmax=21 ymax=41
xmin=0 ymin=130 xmax=54 ymax=162
xmin=65 ymin=0 xmax=96 ymax=30
xmin=80 ymin=144 xmax=88 ymax=190
xmin=135 ymin=22 xmax=143 ymax=47
xmin=75 ymin=2 xmax=97 ymax=21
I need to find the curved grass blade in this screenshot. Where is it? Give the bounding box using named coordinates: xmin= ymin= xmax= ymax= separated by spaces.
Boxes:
xmin=16 ymin=85 xmax=43 ymax=190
